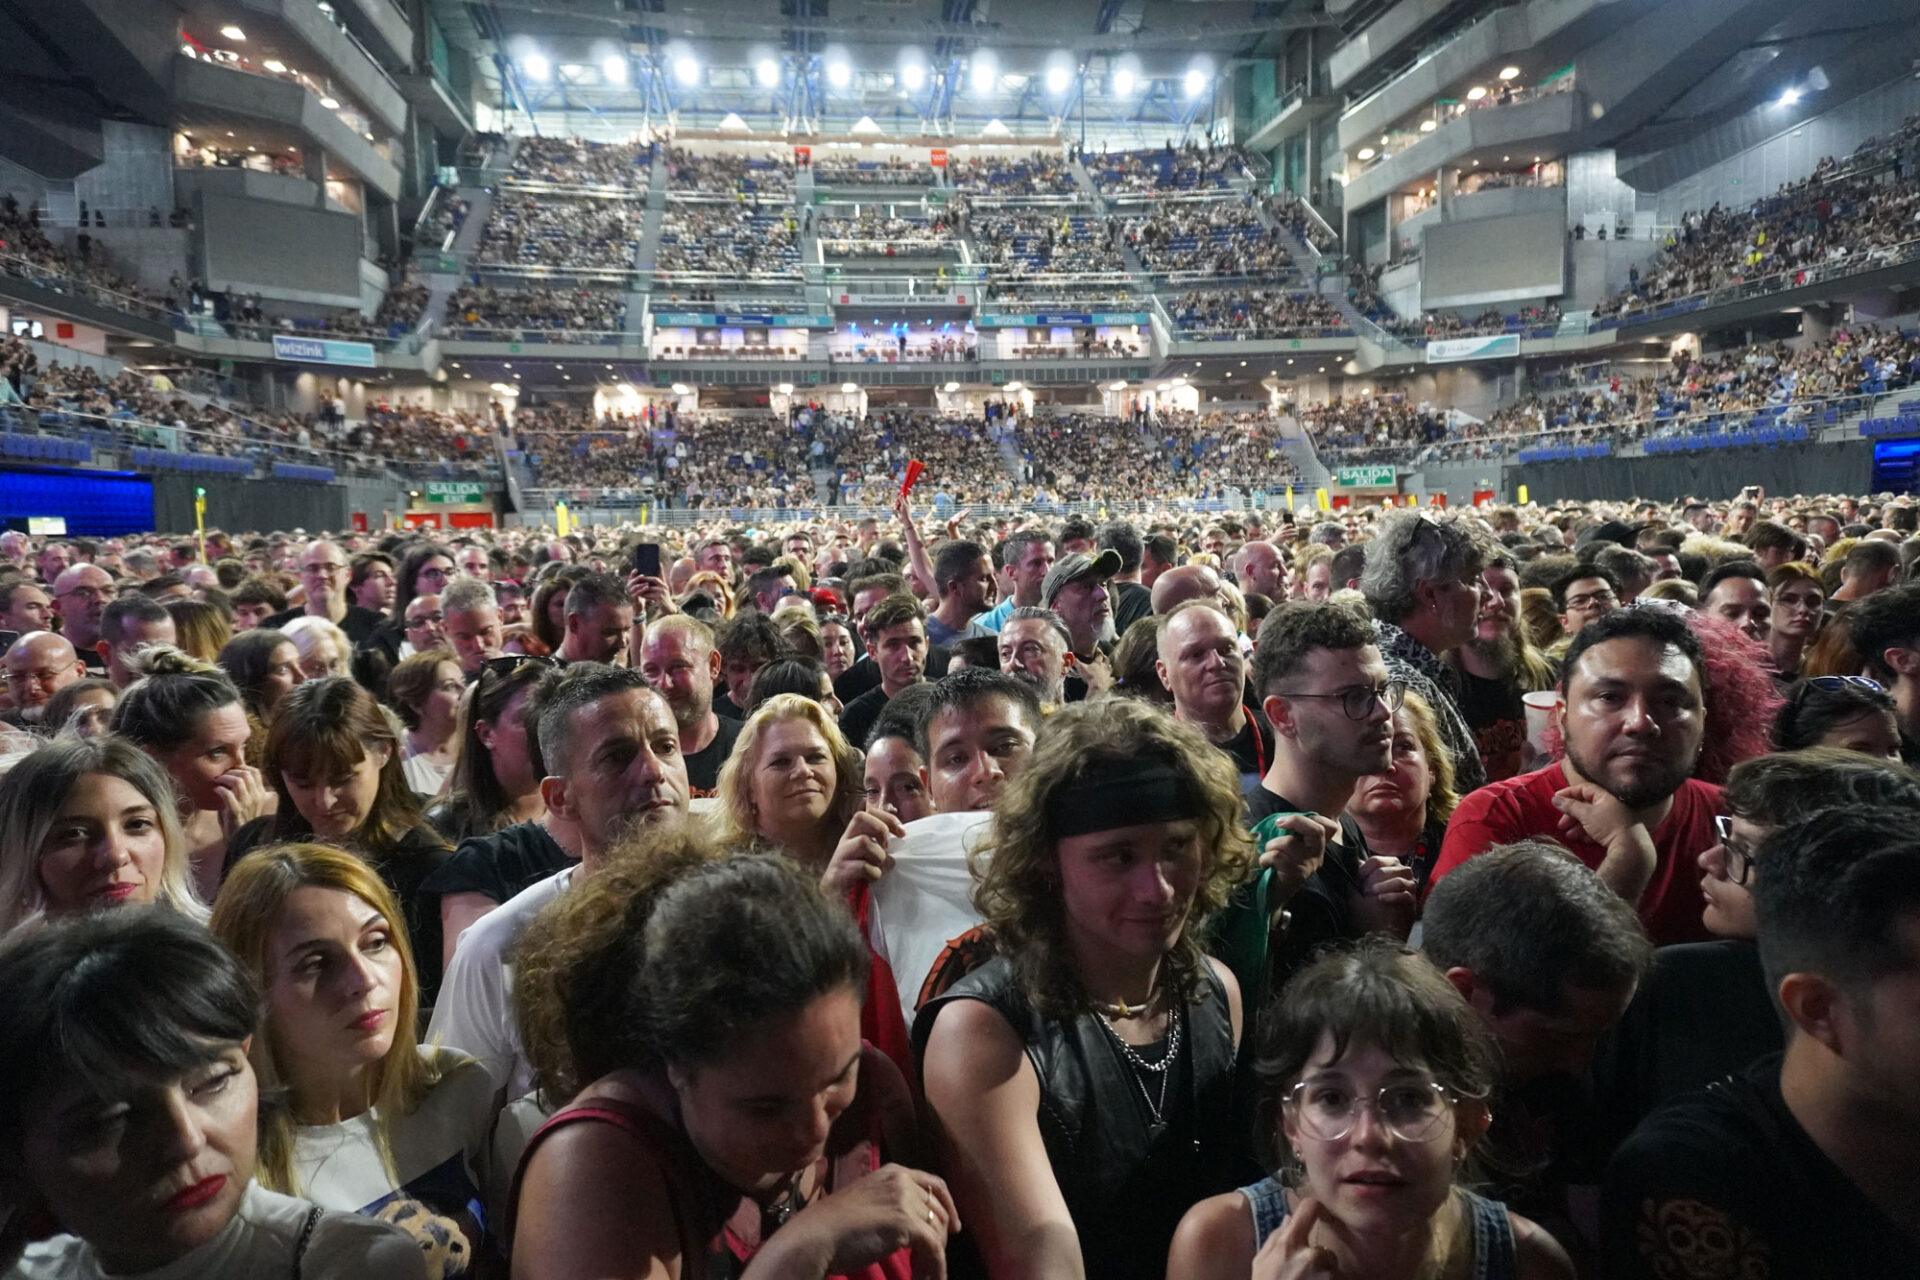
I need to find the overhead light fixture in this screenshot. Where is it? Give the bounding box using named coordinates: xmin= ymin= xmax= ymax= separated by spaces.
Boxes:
xmin=1046 ymin=61 xmax=1072 ymax=95
xmin=1498 ymin=66 xmax=1521 ymax=81
xmin=673 ymin=55 xmax=699 ymax=86
xmin=756 ymin=57 xmax=780 ymax=87
xmin=602 ymin=55 xmax=628 ymax=85
xmin=777 ymin=382 xmax=794 ymax=394
xmin=319 ymin=95 xmax=339 ymax=108
xmin=521 ymin=53 xmax=549 ymax=81
xmin=1379 ymin=135 xmax=1390 ymax=145
xmin=969 ymin=53 xmax=996 ymax=94
xmin=1112 ymin=65 xmax=1136 ymax=97
xmin=826 ymin=60 xmax=851 ymax=89
xmin=943 ymin=381 xmax=960 ymax=392
xmin=1466 ymin=85 xmax=1487 ymax=101
xmin=1356 ymin=147 xmax=1376 ymax=161
xmin=900 ymin=61 xmax=925 ymax=91
xmin=490 ymin=382 xmax=516 ymax=394
xmin=1779 ymin=87 xmax=1801 ymax=106
xmin=671 ymin=382 xmax=691 ymax=394
xmin=1109 ymin=380 xmax=1128 ymax=391
xmin=263 ymin=59 xmax=287 ymax=73
xmin=1184 ymin=67 xmax=1208 ymax=99
xmin=220 ymin=24 xmax=245 ymax=40
xmin=841 ymin=382 xmax=859 ymax=393
xmin=1420 ymin=118 xmax=1437 ymax=132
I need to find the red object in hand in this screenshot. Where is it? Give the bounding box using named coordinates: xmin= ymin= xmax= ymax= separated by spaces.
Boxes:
xmin=900 ymin=459 xmax=926 ymax=496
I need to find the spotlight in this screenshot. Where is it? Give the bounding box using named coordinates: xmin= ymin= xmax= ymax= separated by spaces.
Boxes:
xmin=521 ymin=53 xmax=549 ymax=82
xmin=219 ymin=25 xmax=245 ymax=40
xmin=1184 ymin=67 xmax=1208 ymax=99
xmin=900 ymin=61 xmax=925 ymax=91
xmin=319 ymin=95 xmax=340 ymax=109
xmin=969 ymin=53 xmax=996 ymax=94
xmin=263 ymin=59 xmax=287 ymax=74
xmin=756 ymin=58 xmax=780 ymax=87
xmin=1046 ymin=61 xmax=1072 ymax=96
xmin=602 ymin=56 xmax=627 ymax=85
xmin=1112 ymin=66 xmax=1136 ymax=97
xmin=1356 ymin=147 xmax=1376 ymax=161
xmin=1778 ymin=88 xmax=1801 ymax=106
xmin=1420 ymin=119 xmax=1437 ymax=132
xmin=673 ymin=55 xmax=699 ymax=86
xmin=827 ymin=60 xmax=851 ymax=89
xmin=1465 ymin=85 xmax=1487 ymax=101
xmin=1498 ymin=66 xmax=1521 ymax=81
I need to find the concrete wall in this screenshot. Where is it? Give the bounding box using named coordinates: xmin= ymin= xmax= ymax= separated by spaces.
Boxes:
xmin=72 ymin=122 xmax=175 ymax=222
xmin=1566 ymin=236 xmax=1661 ymax=308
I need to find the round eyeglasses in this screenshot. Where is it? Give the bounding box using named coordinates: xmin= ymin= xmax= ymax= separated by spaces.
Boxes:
xmin=1278 ymin=679 xmax=1407 ymax=721
xmin=1284 ymin=1079 xmax=1460 ymax=1144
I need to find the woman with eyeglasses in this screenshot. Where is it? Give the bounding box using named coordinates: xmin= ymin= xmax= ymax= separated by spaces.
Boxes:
xmin=1167 ymin=940 xmax=1572 ymax=1280
xmin=1773 ymin=674 xmax=1901 ymax=757
xmin=358 ymin=544 xmax=458 ymax=692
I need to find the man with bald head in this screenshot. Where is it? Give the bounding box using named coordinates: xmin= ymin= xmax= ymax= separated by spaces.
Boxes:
xmin=51 ymin=565 xmax=116 ymax=672
xmin=1158 ymin=600 xmax=1272 ymax=795
xmin=1151 ymin=563 xmax=1226 ymax=616
xmin=4 ymin=632 xmax=85 ymax=724
xmin=264 ymin=539 xmax=384 ymax=643
xmin=1237 ymin=540 xmax=1287 ymax=600
xmin=636 ymin=614 xmax=741 ymax=797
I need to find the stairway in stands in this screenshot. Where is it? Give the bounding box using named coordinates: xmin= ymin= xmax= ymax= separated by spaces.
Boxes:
xmin=1272 ymin=414 xmax=1332 ymax=489
xmin=994 ymin=428 xmax=1026 ymax=489
xmin=422 ymin=137 xmax=515 ymax=333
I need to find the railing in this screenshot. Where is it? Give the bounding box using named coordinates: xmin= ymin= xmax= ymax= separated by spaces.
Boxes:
xmin=497 ymin=178 xmax=648 ymax=199
xmin=1591 ymin=235 xmax=1920 ymax=332
xmin=0 ymin=403 xmax=502 ymax=482
xmin=516 ymin=490 xmax=1292 ymax=524
xmin=0 ymin=250 xmax=180 ymax=327
xmin=470 ymin=261 xmax=637 ymax=282
xmin=441 ymin=325 xmax=633 ymax=345
xmin=1173 ymin=323 xmax=1355 ymax=341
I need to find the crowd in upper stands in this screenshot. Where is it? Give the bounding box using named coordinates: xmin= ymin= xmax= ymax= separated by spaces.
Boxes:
xmin=1090 ymin=142 xmax=1249 ymax=193
xmin=810 ymin=155 xmax=933 ymax=185
xmin=1168 ymin=287 xmax=1350 ymax=337
xmin=949 ymin=151 xmax=1080 ymax=195
xmin=1123 ymin=199 xmax=1295 ymax=275
xmin=968 ymin=209 xmax=1125 ymax=274
xmin=815 ymin=211 xmax=959 ymax=251
xmin=663 ymin=146 xmax=794 ymax=194
xmin=505 ymin=136 xmax=651 ymax=189
xmin=474 ymin=193 xmax=643 ymax=271
xmin=0 ymin=196 xmax=171 ymax=314
xmin=656 ymin=206 xmax=800 ymax=276
xmin=442 ymin=283 xmax=628 ymax=338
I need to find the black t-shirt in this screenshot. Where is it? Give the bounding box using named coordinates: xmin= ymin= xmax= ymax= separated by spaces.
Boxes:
xmin=1110 ymin=580 xmax=1154 ymax=640
xmin=1242 ymin=785 xmax=1367 ymax=992
xmin=838 ymin=684 xmax=892 ymax=750
xmin=1454 ymin=667 xmax=1527 ymax=784
xmin=419 ymin=819 xmax=573 ymax=906
xmin=1602 ymin=1054 xmax=1920 ymax=1279
xmin=1218 ymin=707 xmax=1275 ymax=796
xmin=683 ymin=714 xmax=743 ymax=797
xmin=1590 ymin=939 xmax=1784 ymax=1156
xmin=833 ymin=646 xmax=952 ymax=706
xmin=263 ymin=604 xmax=386 ymax=646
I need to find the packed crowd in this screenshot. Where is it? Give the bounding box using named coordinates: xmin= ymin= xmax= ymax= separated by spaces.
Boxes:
xmin=474 ymin=193 xmax=643 ymax=271
xmin=7 ymin=480 xmax=1913 ymax=1279
xmin=505 ymin=136 xmax=651 ymax=190
xmin=1381 ymin=303 xmax=1565 ymax=341
xmin=815 ymin=212 xmax=959 ymax=252
xmin=968 ymin=209 xmax=1125 ymax=275
xmin=1090 ymin=142 xmax=1250 ymax=193
xmin=0 ymin=197 xmax=172 ymax=315
xmin=948 ymin=151 xmax=1080 ymax=195
xmin=810 ymin=155 xmax=934 ymax=186
xmin=1168 ymin=287 xmax=1351 ymax=337
xmin=664 ymin=146 xmax=795 ymax=194
xmin=442 ymin=283 xmax=628 ymax=339
xmin=1123 ymin=200 xmax=1295 ymax=276
xmin=655 ymin=206 xmax=800 ymax=276
xmin=1595 ymin=114 xmax=1920 ymax=320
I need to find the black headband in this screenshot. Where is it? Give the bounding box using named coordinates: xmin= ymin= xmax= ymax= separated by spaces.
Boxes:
xmin=1047 ymin=758 xmax=1204 ymax=838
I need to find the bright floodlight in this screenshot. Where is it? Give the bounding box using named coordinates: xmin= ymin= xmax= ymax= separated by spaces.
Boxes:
xmin=219 ymin=25 xmax=245 ymax=40
xmin=1465 ymin=85 xmax=1487 ymax=101
xmin=969 ymin=54 xmax=996 ymax=94
xmin=522 ymin=53 xmax=550 ymax=82
xmin=1779 ymin=87 xmax=1801 ymax=106
xmin=827 ymin=60 xmax=851 ymax=88
xmin=756 ymin=57 xmax=780 ymax=87
xmin=1112 ymin=66 xmax=1136 ymax=97
xmin=673 ymin=55 xmax=699 ymax=86
xmin=1498 ymin=65 xmax=1521 ymax=81
xmin=1184 ymin=67 xmax=1207 ymax=99
xmin=602 ymin=56 xmax=628 ymax=84
xmin=1046 ymin=63 xmax=1072 ymax=95
xmin=1356 ymin=147 xmax=1376 ymax=161
xmin=901 ymin=61 xmax=926 ymax=91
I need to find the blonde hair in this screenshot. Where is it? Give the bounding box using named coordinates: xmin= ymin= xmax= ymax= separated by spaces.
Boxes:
xmin=209 ymin=843 xmax=439 ymax=1193
xmin=164 ymin=599 xmax=232 ymax=663
xmin=1397 ymin=689 xmax=1458 ymax=829
xmin=708 ymin=693 xmax=862 ymax=860
xmin=683 ymin=571 xmax=735 ymax=618
xmin=772 ymin=554 xmax=813 ymax=593
xmin=0 ymin=735 xmax=203 ymax=935
xmin=281 ymin=616 xmax=351 ymax=678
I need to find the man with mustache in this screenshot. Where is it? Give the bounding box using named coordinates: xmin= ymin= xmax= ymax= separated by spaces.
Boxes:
xmin=1430 ymin=607 xmax=1720 ymax=946
xmin=1043 ymin=549 xmax=1119 ymax=701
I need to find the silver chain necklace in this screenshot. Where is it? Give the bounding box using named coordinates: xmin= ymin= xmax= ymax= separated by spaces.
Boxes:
xmin=1098 ymin=1004 xmax=1182 ymax=1127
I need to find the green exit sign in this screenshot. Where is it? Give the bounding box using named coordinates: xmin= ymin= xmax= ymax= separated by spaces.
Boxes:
xmin=423 ymin=481 xmax=486 ymax=503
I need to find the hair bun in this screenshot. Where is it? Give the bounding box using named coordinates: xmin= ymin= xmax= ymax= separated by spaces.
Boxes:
xmin=125 ymin=643 xmax=222 ymax=680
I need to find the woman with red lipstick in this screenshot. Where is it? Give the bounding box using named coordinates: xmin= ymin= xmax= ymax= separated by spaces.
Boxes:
xmin=510 ymin=851 xmax=955 ymax=1280
xmin=1167 ymin=942 xmax=1572 ymax=1280
xmin=211 ymin=844 xmax=500 ymax=1275
xmin=0 ymin=735 xmax=206 ymax=935
xmin=914 ymin=699 xmax=1252 ymax=1280
xmin=0 ymin=909 xmax=427 ymax=1279
xmin=225 ymin=678 xmax=453 ymax=1005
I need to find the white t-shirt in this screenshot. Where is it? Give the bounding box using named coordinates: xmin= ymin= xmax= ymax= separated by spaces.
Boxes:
xmin=6 ymin=1183 xmax=425 ymax=1280
xmin=866 ymin=811 xmax=993 ymax=1029
xmin=427 ymin=867 xmax=573 ymax=1101
xmin=402 ymin=753 xmax=453 ymax=802
xmin=292 ymin=1048 xmax=499 ymax=1262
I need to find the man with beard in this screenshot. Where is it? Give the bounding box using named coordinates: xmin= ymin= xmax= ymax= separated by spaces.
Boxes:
xmin=1450 ymin=551 xmax=1556 ymax=782
xmin=1043 ymin=549 xmax=1119 ymax=700
xmin=636 ymin=614 xmax=741 ymax=796
xmin=1430 ymin=607 xmax=1719 ymax=946
xmin=1157 ymin=600 xmax=1272 ymax=796
xmin=923 ymin=539 xmax=995 ymax=649
xmin=996 ymin=606 xmax=1071 ymax=706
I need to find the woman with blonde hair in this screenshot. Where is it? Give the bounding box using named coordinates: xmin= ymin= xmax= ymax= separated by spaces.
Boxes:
xmin=708 ymin=691 xmax=864 ymax=875
xmin=680 ymin=569 xmax=735 ymax=618
xmin=283 ymin=615 xmax=352 ymax=680
xmin=1347 ymin=689 xmax=1459 ymax=897
xmin=0 ymin=734 xmax=205 ymax=935
xmin=211 ymin=843 xmax=500 ymax=1271
xmin=915 ymin=697 xmax=1254 ymax=1280
xmin=165 ymin=597 xmax=233 ymax=662
xmin=226 ymin=677 xmax=452 ymax=1002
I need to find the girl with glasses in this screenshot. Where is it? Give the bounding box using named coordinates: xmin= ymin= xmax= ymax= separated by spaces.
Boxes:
xmin=1168 ymin=941 xmax=1572 ymax=1280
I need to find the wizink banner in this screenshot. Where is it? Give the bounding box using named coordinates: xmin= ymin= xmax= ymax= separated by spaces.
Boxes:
xmin=975 ymin=312 xmax=1151 ymax=328
xmin=272 ymin=334 xmax=377 ymax=368
xmin=652 ymin=314 xmax=834 ymax=328
xmin=1425 ymin=333 xmax=1521 ymax=363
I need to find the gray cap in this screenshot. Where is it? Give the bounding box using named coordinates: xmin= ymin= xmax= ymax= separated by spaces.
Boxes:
xmin=1041 ymin=548 xmax=1123 ymax=607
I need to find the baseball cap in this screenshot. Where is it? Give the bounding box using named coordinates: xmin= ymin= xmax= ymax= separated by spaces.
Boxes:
xmin=1041 ymin=549 xmax=1122 ymax=608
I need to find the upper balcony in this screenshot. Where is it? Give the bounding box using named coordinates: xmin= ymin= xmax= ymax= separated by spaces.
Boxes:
xmin=1342 ymin=87 xmax=1580 ymax=211
xmin=179 ymin=0 xmax=407 ymax=136
xmin=173 ymin=52 xmax=402 ymax=200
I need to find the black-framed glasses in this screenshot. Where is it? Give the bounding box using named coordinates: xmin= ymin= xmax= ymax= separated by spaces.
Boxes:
xmin=1279 ymin=678 xmax=1406 ymax=720
xmin=1283 ymin=1078 xmax=1461 ymax=1144
xmin=1563 ymin=588 xmax=1618 ymax=613
xmin=1713 ymin=815 xmax=1758 ymax=885
xmin=1806 ymin=675 xmax=1885 ymax=694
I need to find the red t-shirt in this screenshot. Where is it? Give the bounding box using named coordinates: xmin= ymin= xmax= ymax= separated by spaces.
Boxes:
xmin=1429 ymin=761 xmax=1720 ymax=946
